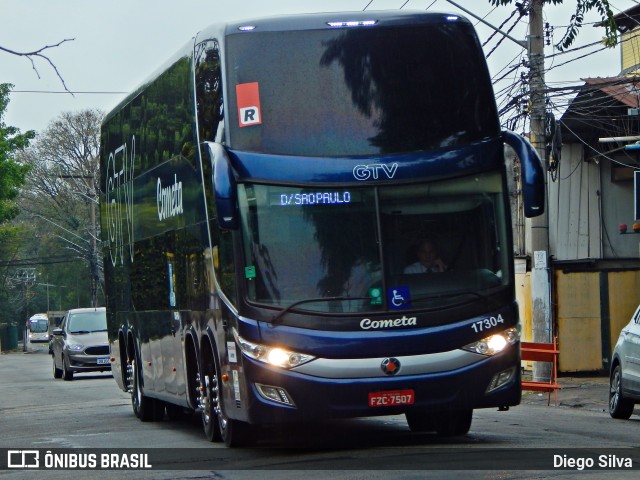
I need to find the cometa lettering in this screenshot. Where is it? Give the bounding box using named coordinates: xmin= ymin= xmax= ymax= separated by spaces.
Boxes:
xmin=360 ymin=316 xmax=417 ymax=330
xmin=157 ymin=174 xmax=184 ymax=221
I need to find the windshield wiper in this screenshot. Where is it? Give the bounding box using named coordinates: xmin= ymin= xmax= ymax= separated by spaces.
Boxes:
xmin=70 ymin=330 xmax=91 ymax=334
xmin=401 ymin=290 xmax=497 ymax=310
xmin=271 ymin=296 xmax=372 ymax=325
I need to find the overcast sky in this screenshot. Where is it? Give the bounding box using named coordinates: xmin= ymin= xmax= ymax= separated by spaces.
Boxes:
xmin=1 ymin=0 xmax=638 ymax=134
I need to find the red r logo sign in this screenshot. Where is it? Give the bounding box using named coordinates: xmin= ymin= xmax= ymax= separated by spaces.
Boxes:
xmin=236 ymin=83 xmax=262 ymax=127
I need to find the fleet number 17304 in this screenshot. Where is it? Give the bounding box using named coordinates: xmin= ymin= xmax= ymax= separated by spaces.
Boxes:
xmin=471 ymin=314 xmax=505 ymax=333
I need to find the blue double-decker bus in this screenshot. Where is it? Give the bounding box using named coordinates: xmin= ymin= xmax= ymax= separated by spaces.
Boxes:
xmin=100 ymin=10 xmax=544 ymax=447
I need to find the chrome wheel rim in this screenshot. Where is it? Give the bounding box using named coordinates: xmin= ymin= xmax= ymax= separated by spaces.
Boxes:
xmin=609 ymin=369 xmax=621 ymax=413
xmin=131 ymin=360 xmax=141 ymax=410
xmin=203 ymin=373 xmax=226 ymax=431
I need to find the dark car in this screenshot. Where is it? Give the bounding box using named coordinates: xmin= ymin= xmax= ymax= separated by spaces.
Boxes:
xmin=609 ymin=304 xmax=640 ymax=419
xmin=51 ymin=307 xmax=110 ymax=381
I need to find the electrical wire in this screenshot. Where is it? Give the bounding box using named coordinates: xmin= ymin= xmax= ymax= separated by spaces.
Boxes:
xmin=0 ymin=255 xmax=83 ymax=267
xmin=560 ymin=120 xmax=640 ymax=170
xmin=9 ymin=90 xmax=127 ymax=95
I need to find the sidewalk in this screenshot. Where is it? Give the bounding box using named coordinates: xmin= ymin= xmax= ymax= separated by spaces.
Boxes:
xmin=520 ymin=374 xmax=610 ymax=412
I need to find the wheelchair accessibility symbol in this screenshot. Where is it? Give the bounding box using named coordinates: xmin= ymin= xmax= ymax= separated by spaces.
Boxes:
xmin=391 ymin=290 xmax=405 ymax=307
xmin=388 ymin=286 xmax=411 ymax=310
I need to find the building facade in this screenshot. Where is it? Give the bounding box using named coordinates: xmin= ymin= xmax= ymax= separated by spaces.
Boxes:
xmin=535 ymin=6 xmax=640 ymax=372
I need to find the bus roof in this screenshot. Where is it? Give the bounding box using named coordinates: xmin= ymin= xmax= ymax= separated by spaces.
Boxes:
xmin=104 ymin=10 xmax=473 ymax=127
xmin=220 ymin=10 xmax=472 ymax=35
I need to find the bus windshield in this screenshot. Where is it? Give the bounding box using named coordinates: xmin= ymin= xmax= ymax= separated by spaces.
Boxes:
xmin=226 ymin=20 xmax=499 ymax=156
xmin=239 ymin=171 xmax=511 ymax=317
xmin=29 ymin=318 xmax=48 ymax=333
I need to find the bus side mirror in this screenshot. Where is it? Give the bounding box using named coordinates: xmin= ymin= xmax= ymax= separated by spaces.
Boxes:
xmin=202 ymin=142 xmax=239 ymax=230
xmin=502 ymin=130 xmax=545 ymax=218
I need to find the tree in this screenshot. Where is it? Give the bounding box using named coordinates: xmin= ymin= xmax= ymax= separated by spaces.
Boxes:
xmin=0 ymin=83 xmax=36 ymax=320
xmin=16 ymin=109 xmax=104 ymax=307
xmin=0 ymin=223 xmax=30 ymax=324
xmin=489 ymin=0 xmax=617 ymax=50
xmin=1 ymin=39 xmax=74 ymax=93
xmin=0 ymin=83 xmax=34 ymax=224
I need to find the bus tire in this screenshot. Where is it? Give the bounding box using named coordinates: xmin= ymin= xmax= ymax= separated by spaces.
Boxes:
xmin=221 ymin=416 xmax=251 ymax=448
xmin=131 ymin=357 xmax=161 ymax=421
xmin=201 ymin=343 xmax=250 ymax=447
xmin=62 ymin=357 xmax=74 ymax=381
xmin=201 ymin=344 xmax=222 ymax=442
xmin=165 ymin=403 xmax=184 ymax=421
xmin=435 ymin=409 xmax=472 ymax=436
xmin=405 ymin=410 xmax=437 ymax=432
xmin=52 ymin=355 xmax=62 ymax=379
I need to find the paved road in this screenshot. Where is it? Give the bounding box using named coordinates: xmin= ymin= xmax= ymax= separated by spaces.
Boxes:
xmin=1 ymin=346 xmax=639 ymax=479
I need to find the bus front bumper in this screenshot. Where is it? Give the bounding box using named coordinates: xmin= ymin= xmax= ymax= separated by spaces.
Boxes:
xmin=233 ymin=345 xmax=521 ymax=424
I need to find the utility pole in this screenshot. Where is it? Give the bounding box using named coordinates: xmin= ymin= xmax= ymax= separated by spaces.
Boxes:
xmin=528 ymin=0 xmax=552 ymax=381
xmin=89 ymin=192 xmax=97 ymax=308
xmin=60 ymin=174 xmax=100 ymax=307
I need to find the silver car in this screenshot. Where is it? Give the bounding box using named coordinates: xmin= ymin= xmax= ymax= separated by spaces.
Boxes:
xmin=51 ymin=307 xmax=110 ymax=381
xmin=609 ymin=304 xmax=640 ymax=419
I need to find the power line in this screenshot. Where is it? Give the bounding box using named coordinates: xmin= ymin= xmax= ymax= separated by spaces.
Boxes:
xmin=9 ymin=90 xmax=127 ymax=95
xmin=0 ymin=255 xmax=83 ymax=267
xmin=485 ymin=8 xmax=526 ymax=58
xmin=560 ymin=120 xmax=640 ymax=170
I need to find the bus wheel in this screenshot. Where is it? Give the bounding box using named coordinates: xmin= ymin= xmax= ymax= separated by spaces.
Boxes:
xmin=62 ymin=357 xmax=74 ymax=381
xmin=131 ymin=358 xmax=162 ymax=421
xmin=435 ymin=409 xmax=473 ymax=436
xmin=52 ymin=355 xmax=62 ymax=379
xmin=221 ymin=414 xmax=250 ymax=448
xmin=200 ymin=350 xmax=222 ymax=442
xmin=200 ymin=346 xmax=249 ymax=447
xmin=405 ymin=410 xmax=437 ymax=432
xmin=165 ymin=403 xmax=184 ymax=421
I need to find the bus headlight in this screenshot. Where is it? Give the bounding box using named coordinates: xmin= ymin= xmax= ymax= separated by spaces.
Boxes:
xmin=462 ymin=328 xmax=519 ymax=356
xmin=236 ymin=336 xmax=315 ymax=369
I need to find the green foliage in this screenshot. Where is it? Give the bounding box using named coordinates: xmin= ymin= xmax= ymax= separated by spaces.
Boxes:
xmin=0 ymin=83 xmax=34 ymax=223
xmin=0 ymin=223 xmax=25 ymax=324
xmin=556 ymin=0 xmax=617 ymax=51
xmin=488 ymin=0 xmax=617 ymax=51
xmin=490 ymin=0 xmax=563 ymax=3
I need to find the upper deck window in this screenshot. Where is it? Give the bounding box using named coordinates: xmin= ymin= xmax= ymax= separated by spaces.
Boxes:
xmin=226 ymin=21 xmax=499 ymax=156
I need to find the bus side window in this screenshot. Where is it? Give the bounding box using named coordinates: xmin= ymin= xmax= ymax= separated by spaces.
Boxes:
xmin=207 ymin=218 xmax=237 ymax=305
xmin=195 ymin=39 xmax=224 ymax=143
xmin=218 ymin=229 xmax=236 ymax=304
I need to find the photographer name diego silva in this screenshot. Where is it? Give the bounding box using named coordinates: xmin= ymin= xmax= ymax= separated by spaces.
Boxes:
xmin=554 ymin=454 xmax=633 ymax=470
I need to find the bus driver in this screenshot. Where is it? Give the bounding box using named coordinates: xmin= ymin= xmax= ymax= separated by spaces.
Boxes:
xmin=404 ymin=238 xmax=447 ymax=274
